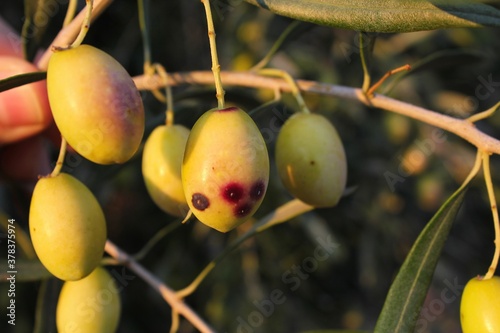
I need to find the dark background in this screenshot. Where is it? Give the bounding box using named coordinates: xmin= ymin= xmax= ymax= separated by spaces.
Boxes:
xmin=1 ymin=0 xmax=500 ymax=332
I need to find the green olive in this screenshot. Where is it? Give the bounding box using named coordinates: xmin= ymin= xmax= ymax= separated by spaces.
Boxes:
xmin=56 ymin=266 xmax=121 ymax=333
xmin=182 ymin=107 xmax=269 ymax=232
xmin=29 ymin=172 xmax=106 ymax=281
xmin=275 ymin=113 xmax=347 ymax=207
xmin=461 ymin=275 xmax=500 ymax=333
xmin=142 ymin=124 xmax=190 ymax=217
xmin=47 ymin=44 xmax=144 ymax=164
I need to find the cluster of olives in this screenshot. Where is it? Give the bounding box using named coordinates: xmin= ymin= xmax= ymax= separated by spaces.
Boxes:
xmin=28 ymin=42 xmax=349 ymax=331
xmin=29 ymin=44 xmax=143 ymax=331
xmin=26 ymin=36 xmax=497 ymax=333
xmin=143 ymin=108 xmax=347 ymax=232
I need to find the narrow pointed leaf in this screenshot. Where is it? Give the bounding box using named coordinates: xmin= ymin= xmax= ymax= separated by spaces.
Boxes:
xmin=244 ymin=0 xmax=500 ymax=32
xmin=374 ymin=186 xmax=468 ymax=332
xmin=0 ymin=71 xmax=47 ymax=93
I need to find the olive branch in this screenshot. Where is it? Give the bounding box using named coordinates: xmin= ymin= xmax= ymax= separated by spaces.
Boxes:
xmin=29 ymin=0 xmax=500 ymax=332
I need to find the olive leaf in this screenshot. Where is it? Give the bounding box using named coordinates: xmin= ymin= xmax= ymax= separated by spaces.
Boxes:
xmin=0 ymin=71 xmax=47 ymax=93
xmin=243 ymin=0 xmax=500 ymax=32
xmin=373 ymin=185 xmax=468 ymax=333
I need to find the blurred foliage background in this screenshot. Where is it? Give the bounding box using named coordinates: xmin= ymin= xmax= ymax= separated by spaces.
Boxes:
xmin=1 ymin=0 xmax=500 ymax=332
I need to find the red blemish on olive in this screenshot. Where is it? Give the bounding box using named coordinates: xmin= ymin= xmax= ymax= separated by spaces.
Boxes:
xmin=217 ymin=106 xmax=238 ymax=112
xmin=192 ymin=193 xmax=210 ymax=211
xmin=234 ymin=202 xmax=253 ymax=217
xmin=222 ymin=183 xmax=244 ymax=203
xmin=250 ymin=180 xmax=265 ymax=200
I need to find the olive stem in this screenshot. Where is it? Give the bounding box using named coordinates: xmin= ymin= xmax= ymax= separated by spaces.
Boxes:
xmin=251 ymin=20 xmax=302 ymax=71
xmin=137 ymin=0 xmax=152 ymax=68
xmin=201 ymin=0 xmax=225 ymax=109
xmin=359 ymin=32 xmax=372 ymax=94
xmin=132 ymin=70 xmax=500 ymax=155
xmin=68 ymin=0 xmax=93 ymax=49
xmin=257 ymin=68 xmax=311 ymax=114
xmin=63 ymin=0 xmax=78 ymax=27
xmin=144 ymin=63 xmax=167 ymax=103
xmin=367 ymin=64 xmax=411 ymax=97
xmin=467 ymin=101 xmax=500 ymax=124
xmin=154 ymin=64 xmax=175 ymax=126
xmin=132 ymin=221 xmax=181 ymax=262
xmin=175 ymin=199 xmax=314 ymax=299
xmin=104 ymin=240 xmax=216 ymax=333
xmin=170 ymin=309 xmax=180 ymax=333
xmin=37 ymin=0 xmax=113 ymax=69
xmin=50 ymin=137 xmax=67 ymax=177
xmin=482 ymin=151 xmax=500 ymax=280
xmin=461 ymin=150 xmax=483 ymax=191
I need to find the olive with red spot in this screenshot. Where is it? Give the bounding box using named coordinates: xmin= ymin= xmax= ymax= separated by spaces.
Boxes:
xmin=275 ymin=113 xmax=347 ymax=207
xmin=182 ymin=107 xmax=269 ymax=232
xmin=222 ymin=183 xmax=244 ymax=203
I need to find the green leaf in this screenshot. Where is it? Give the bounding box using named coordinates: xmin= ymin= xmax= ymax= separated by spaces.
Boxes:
xmin=373 ymin=185 xmax=468 ymax=333
xmin=243 ymin=0 xmax=500 ymax=32
xmin=0 ymin=71 xmax=47 ymax=93
xmin=0 ymin=259 xmax=52 ymax=282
